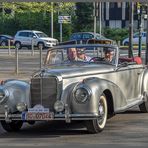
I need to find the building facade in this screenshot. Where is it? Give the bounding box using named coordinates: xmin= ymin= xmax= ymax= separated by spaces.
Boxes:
xmin=101 ymin=2 xmax=146 ymax=30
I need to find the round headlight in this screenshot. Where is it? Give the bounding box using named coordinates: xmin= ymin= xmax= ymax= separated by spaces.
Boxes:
xmin=74 ymin=86 xmax=91 ymax=103
xmin=54 ymin=100 xmax=64 ymax=112
xmin=16 ymin=102 xmax=27 ymax=112
xmin=0 ymin=88 xmax=9 ymax=104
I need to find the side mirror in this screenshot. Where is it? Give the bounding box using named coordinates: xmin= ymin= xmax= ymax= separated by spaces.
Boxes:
xmin=33 ymin=36 xmax=37 ymax=39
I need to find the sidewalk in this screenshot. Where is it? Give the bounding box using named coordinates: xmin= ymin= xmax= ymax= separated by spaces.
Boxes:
xmin=0 ymin=71 xmax=33 ymax=81
xmin=0 ymin=51 xmax=45 ymax=81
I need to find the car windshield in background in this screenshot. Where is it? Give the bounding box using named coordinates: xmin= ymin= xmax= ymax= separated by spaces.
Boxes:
xmin=35 ymin=32 xmax=48 ymax=38
xmin=45 ymin=45 xmax=117 ymax=66
xmin=96 ymin=34 xmax=106 ymax=40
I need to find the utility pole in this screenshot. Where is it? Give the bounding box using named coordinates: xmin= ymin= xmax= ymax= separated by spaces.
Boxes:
xmin=129 ymin=2 xmax=134 ymax=58
xmin=93 ymin=2 xmax=97 ymax=38
xmin=51 ymin=2 xmax=53 ymax=38
xmin=145 ymin=4 xmax=148 ymax=65
xmin=137 ymin=2 xmax=142 ymax=57
xmin=99 ymin=2 xmax=102 ymax=36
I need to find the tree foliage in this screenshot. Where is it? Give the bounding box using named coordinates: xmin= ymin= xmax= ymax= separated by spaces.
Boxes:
xmin=0 ymin=2 xmax=129 ymax=42
xmin=103 ymin=27 xmax=129 ymax=42
xmin=73 ymin=3 xmax=93 ymax=32
xmin=0 ymin=2 xmax=75 ymax=41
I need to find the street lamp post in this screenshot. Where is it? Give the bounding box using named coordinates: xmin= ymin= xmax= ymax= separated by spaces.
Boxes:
xmin=129 ymin=2 xmax=134 ymax=58
xmin=137 ymin=3 xmax=142 ymax=57
xmin=51 ymin=2 xmax=53 ymax=38
xmin=145 ymin=4 xmax=148 ymax=65
xmin=99 ymin=2 xmax=102 ymax=36
xmin=93 ymin=2 xmax=97 ymax=37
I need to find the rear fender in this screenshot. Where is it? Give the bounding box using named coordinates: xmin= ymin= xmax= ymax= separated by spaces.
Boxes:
xmin=142 ymin=70 xmax=148 ymax=93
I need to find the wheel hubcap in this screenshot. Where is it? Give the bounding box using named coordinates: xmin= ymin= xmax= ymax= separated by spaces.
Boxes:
xmin=97 ymin=96 xmax=107 ymax=128
xmin=99 ymin=103 xmax=104 ymax=116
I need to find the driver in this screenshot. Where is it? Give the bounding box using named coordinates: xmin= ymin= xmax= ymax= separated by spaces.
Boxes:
xmin=104 ymin=48 xmax=115 ymax=64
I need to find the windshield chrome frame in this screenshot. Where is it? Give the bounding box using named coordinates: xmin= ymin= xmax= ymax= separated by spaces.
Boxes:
xmin=44 ymin=44 xmax=119 ymax=67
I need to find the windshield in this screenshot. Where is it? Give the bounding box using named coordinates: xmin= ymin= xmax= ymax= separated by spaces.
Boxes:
xmin=96 ymin=34 xmax=106 ymax=40
xmin=35 ymin=32 xmax=48 ymax=38
xmin=45 ymin=45 xmax=117 ymax=66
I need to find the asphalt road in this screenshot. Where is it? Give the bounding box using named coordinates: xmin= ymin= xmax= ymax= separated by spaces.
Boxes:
xmin=0 ymin=108 xmax=148 ymax=147
xmin=0 ymin=48 xmax=148 ymax=147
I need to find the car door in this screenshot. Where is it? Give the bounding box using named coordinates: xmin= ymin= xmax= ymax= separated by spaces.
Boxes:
xmin=116 ymin=63 xmax=144 ymax=101
xmin=18 ymin=32 xmax=29 ymax=45
xmin=133 ymin=33 xmax=139 ymax=45
xmin=26 ymin=32 xmax=34 ymax=46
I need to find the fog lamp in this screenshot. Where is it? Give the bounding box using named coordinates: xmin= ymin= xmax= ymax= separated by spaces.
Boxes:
xmin=16 ymin=102 xmax=27 ymax=112
xmin=54 ymin=100 xmax=64 ymax=112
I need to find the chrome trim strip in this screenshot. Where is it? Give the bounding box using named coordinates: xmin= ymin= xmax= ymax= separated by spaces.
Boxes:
xmin=0 ymin=113 xmax=101 ymax=121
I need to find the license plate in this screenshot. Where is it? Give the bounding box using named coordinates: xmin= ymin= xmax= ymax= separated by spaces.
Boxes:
xmin=22 ymin=112 xmax=54 ymax=120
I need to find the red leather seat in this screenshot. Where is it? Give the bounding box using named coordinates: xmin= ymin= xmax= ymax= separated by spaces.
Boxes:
xmin=119 ymin=57 xmax=133 ymax=63
xmin=133 ymin=56 xmax=142 ymax=64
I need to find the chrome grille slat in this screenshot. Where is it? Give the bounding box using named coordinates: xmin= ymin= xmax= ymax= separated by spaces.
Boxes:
xmin=31 ymin=77 xmax=57 ymax=111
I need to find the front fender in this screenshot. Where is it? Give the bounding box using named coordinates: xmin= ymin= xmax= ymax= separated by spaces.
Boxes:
xmin=70 ymin=77 xmax=127 ymax=114
xmin=0 ymin=80 xmax=30 ymax=113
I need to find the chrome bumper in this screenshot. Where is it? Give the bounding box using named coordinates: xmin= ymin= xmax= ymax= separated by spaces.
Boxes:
xmin=0 ymin=105 xmax=101 ymax=123
xmin=0 ymin=113 xmax=101 ymax=122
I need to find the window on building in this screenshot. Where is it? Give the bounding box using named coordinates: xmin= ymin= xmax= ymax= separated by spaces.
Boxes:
xmin=110 ymin=2 xmax=115 ymax=8
xmin=117 ymin=2 xmax=121 ymax=8
xmin=109 ymin=20 xmax=121 ymax=28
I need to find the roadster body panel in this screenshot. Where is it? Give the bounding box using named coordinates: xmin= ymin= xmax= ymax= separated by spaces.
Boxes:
xmin=0 ymin=43 xmax=148 ymax=132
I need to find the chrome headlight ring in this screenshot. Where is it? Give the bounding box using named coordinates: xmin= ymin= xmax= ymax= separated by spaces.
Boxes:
xmin=0 ymin=88 xmax=9 ymax=104
xmin=74 ymin=84 xmax=92 ymax=104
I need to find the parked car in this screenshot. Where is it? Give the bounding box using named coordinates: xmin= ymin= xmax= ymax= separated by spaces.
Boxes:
xmin=69 ymin=32 xmax=115 ymax=44
xmin=14 ymin=30 xmax=58 ymax=49
xmin=0 ymin=43 xmax=148 ymax=133
xmin=122 ymin=32 xmax=146 ymax=46
xmin=0 ymin=35 xmax=14 ymax=46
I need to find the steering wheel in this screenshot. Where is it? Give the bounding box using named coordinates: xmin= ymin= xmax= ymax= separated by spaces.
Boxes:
xmin=89 ymin=57 xmax=104 ymax=62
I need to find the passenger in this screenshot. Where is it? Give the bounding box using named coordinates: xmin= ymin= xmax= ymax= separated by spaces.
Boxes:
xmin=104 ymin=48 xmax=115 ymax=64
xmin=77 ymin=48 xmax=91 ymax=62
xmin=67 ymin=48 xmax=78 ymax=61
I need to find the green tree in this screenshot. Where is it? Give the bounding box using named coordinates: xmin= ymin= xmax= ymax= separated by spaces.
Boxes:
xmin=74 ymin=3 xmax=93 ymax=32
xmin=0 ymin=2 xmax=75 ymax=41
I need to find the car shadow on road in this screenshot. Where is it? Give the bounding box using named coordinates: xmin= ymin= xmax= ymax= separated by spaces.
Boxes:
xmin=0 ymin=121 xmax=88 ymax=138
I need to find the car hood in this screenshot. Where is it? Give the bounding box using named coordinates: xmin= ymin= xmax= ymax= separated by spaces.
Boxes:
xmin=36 ymin=64 xmax=115 ymax=79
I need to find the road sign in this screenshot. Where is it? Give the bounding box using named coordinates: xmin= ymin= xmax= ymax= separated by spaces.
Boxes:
xmin=58 ymin=16 xmax=71 ymax=24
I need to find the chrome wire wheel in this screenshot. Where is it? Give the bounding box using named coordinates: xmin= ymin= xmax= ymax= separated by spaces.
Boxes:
xmin=85 ymin=93 xmax=108 ymax=133
xmin=97 ymin=95 xmax=107 ymax=129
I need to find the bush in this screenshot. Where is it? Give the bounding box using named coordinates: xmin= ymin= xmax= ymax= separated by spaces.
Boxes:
xmin=103 ymin=28 xmax=129 ymax=43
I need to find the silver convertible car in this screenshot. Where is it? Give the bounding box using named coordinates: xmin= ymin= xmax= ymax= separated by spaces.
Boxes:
xmin=0 ymin=43 xmax=148 ymax=133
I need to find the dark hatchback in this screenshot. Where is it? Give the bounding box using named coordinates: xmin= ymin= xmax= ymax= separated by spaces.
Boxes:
xmin=69 ymin=32 xmax=114 ymax=44
xmin=0 ymin=35 xmax=14 ymax=46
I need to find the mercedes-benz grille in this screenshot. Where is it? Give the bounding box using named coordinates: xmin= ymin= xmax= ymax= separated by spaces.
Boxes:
xmin=31 ymin=77 xmax=57 ymax=111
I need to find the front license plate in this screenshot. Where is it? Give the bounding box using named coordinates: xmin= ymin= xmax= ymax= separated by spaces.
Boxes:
xmin=22 ymin=112 xmax=54 ymax=120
